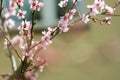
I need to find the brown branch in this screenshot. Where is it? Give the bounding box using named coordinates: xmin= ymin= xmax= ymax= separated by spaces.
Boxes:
xmin=0 ymin=30 xmax=22 ymax=62
xmin=29 ymin=11 xmax=36 ymax=45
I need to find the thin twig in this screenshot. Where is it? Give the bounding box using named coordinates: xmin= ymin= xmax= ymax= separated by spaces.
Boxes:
xmin=75 ymin=3 xmax=81 ymax=18
xmin=29 ymin=11 xmax=36 ymax=48
xmin=0 ymin=29 xmax=22 ymax=62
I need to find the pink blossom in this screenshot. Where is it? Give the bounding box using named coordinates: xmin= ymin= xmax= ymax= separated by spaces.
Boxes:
xmin=23 ymin=21 xmax=31 ymax=31
xmin=94 ymin=0 xmax=105 ymax=9
xmin=4 ymin=19 xmax=15 ymax=28
xmin=39 ymin=65 xmax=44 ymax=72
xmin=11 ymin=35 xmax=24 ymax=47
xmin=40 ymin=27 xmax=56 ymax=49
xmin=26 ymin=71 xmax=36 ymax=80
xmin=9 ymin=0 xmax=17 ymax=8
xmin=87 ymin=5 xmax=99 ymax=16
xmin=31 ymin=40 xmax=39 ymax=50
xmin=18 ymin=25 xmax=24 ymax=37
xmin=17 ymin=9 xmax=27 ymax=19
xmin=105 ymin=5 xmax=115 ymax=14
xmin=37 ymin=2 xmax=44 ymax=11
xmin=29 ymin=0 xmax=44 ymax=11
xmin=40 ymin=33 xmax=52 ymax=49
xmin=21 ymin=43 xmax=28 ymax=51
xmin=4 ymin=39 xmax=9 ymax=49
xmin=17 ymin=0 xmax=24 ymax=6
xmin=58 ymin=0 xmax=68 ymax=8
xmin=58 ymin=13 xmax=69 ymax=32
xmin=29 ymin=0 xmax=38 ymax=10
xmin=47 ymin=27 xmax=57 ymax=33
xmin=23 ymin=21 xmax=32 ymax=37
xmin=18 ymin=20 xmax=31 ymax=37
xmin=4 ymin=8 xmax=16 ymax=18
xmin=87 ymin=0 xmax=105 ymax=16
xmin=62 ymin=13 xmax=69 ymax=21
xmin=36 ymin=57 xmax=48 ymax=72
xmin=58 ymin=8 xmax=76 ymax=32
xmin=25 ymin=51 xmax=33 ymax=60
xmin=69 ymin=9 xmax=76 ymax=20
xmin=58 ymin=19 xmax=69 ymax=32
xmin=82 ymin=14 xmax=90 ymax=24
xmin=18 ymin=21 xmax=25 ymax=37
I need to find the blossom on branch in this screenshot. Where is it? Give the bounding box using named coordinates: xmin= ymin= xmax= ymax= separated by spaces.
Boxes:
xmin=69 ymin=9 xmax=76 ymax=20
xmin=17 ymin=9 xmax=27 ymax=19
xmin=26 ymin=71 xmax=36 ymax=80
xmin=29 ymin=0 xmax=44 ymax=11
xmin=4 ymin=39 xmax=9 ymax=49
xmin=58 ymin=0 xmax=68 ymax=8
xmin=17 ymin=0 xmax=24 ymax=6
xmin=25 ymin=51 xmax=34 ymax=60
xmin=36 ymin=57 xmax=48 ymax=72
xmin=18 ymin=20 xmax=31 ymax=37
xmin=37 ymin=2 xmax=44 ymax=11
xmin=40 ymin=27 xmax=56 ymax=49
xmin=9 ymin=0 xmax=17 ymax=8
xmin=11 ymin=35 xmax=24 ymax=47
xmin=105 ymin=5 xmax=115 ymax=14
xmin=4 ymin=8 xmax=16 ymax=18
xmin=4 ymin=19 xmax=15 ymax=28
xmin=58 ymin=13 xmax=69 ymax=32
xmin=58 ymin=9 xmax=76 ymax=32
xmin=82 ymin=14 xmax=90 ymax=24
xmin=87 ymin=0 xmax=105 ymax=16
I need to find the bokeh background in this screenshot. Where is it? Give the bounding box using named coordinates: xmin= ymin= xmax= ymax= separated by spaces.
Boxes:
xmin=0 ymin=0 xmax=120 ymax=80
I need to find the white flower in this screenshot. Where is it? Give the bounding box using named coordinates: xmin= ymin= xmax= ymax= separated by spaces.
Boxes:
xmin=18 ymin=20 xmax=31 ymax=37
xmin=11 ymin=35 xmax=24 ymax=47
xmin=58 ymin=13 xmax=70 ymax=32
xmin=9 ymin=0 xmax=17 ymax=8
xmin=105 ymin=5 xmax=115 ymax=14
xmin=82 ymin=14 xmax=90 ymax=24
xmin=40 ymin=27 xmax=56 ymax=49
xmin=4 ymin=19 xmax=15 ymax=28
xmin=37 ymin=2 xmax=44 ymax=11
xmin=4 ymin=39 xmax=9 ymax=49
xmin=4 ymin=8 xmax=16 ymax=18
xmin=69 ymin=9 xmax=76 ymax=20
xmin=25 ymin=51 xmax=33 ymax=60
xmin=29 ymin=0 xmax=44 ymax=11
xmin=17 ymin=9 xmax=27 ymax=19
xmin=29 ymin=0 xmax=38 ymax=10
xmin=87 ymin=0 xmax=105 ymax=16
xmin=58 ymin=0 xmax=68 ymax=8
xmin=26 ymin=71 xmax=36 ymax=80
xmin=17 ymin=0 xmax=24 ymax=6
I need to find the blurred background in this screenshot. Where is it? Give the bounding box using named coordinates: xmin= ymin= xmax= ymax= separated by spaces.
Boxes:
xmin=0 ymin=0 xmax=120 ymax=80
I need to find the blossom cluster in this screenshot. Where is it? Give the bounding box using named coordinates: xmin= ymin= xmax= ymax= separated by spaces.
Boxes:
xmin=87 ymin=0 xmax=115 ymax=16
xmin=40 ymin=27 xmax=56 ymax=49
xmin=81 ymin=0 xmax=116 ymax=24
xmin=29 ymin=0 xmax=44 ymax=11
xmin=1 ymin=0 xmax=120 ymax=80
xmin=58 ymin=9 xmax=76 ymax=32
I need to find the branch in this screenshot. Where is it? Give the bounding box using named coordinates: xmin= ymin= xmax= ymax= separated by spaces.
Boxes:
xmin=0 ymin=0 xmax=17 ymax=72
